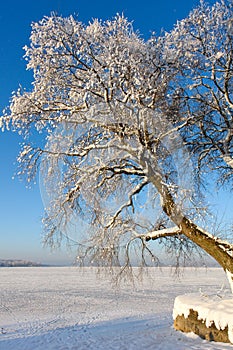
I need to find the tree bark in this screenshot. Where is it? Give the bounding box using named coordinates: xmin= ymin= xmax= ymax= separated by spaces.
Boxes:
xmin=179 ymin=218 xmax=233 ymax=275
xmin=147 ymin=163 xmax=233 ymax=279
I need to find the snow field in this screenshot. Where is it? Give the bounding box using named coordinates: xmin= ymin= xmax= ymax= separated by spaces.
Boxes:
xmin=0 ymin=267 xmax=232 ymax=350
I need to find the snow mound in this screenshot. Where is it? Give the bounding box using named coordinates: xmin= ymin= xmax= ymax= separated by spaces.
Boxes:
xmin=173 ymin=294 xmax=233 ymax=343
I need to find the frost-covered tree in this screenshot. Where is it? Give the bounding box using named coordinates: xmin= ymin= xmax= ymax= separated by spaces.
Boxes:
xmin=1 ymin=1 xmax=233 ymax=287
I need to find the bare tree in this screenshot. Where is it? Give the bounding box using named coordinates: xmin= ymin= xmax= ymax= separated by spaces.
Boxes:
xmin=1 ymin=1 xmax=233 ymax=287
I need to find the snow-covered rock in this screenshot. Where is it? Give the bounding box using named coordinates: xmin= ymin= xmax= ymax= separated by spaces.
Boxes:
xmin=173 ymin=293 xmax=233 ymax=343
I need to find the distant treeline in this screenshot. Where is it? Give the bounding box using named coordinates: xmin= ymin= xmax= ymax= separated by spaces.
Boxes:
xmin=0 ymin=259 xmax=45 ymax=267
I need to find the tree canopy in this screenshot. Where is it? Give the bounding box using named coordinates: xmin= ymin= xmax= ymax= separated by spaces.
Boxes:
xmin=1 ymin=1 xmax=233 ymax=282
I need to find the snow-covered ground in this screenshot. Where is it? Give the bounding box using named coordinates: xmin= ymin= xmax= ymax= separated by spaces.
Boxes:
xmin=0 ymin=267 xmax=232 ymax=350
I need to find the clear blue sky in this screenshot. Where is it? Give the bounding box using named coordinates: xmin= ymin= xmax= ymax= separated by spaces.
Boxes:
xmin=1 ymin=0 xmax=230 ymax=265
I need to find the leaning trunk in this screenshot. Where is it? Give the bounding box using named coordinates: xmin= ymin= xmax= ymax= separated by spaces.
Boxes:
xmin=179 ymin=217 xmax=233 ymax=293
xmin=148 ymin=167 xmax=233 ymax=292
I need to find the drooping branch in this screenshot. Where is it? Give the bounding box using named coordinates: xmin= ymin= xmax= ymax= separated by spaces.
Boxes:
xmin=106 ymin=178 xmax=149 ymax=229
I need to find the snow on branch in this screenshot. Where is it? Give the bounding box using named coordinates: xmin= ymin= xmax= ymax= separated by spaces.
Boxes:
xmin=142 ymin=226 xmax=182 ymax=241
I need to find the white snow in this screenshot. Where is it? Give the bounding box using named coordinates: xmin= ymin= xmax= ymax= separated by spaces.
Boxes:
xmin=0 ymin=267 xmax=232 ymax=350
xmin=226 ymin=270 xmax=233 ymax=294
xmin=173 ymin=294 xmax=233 ymax=343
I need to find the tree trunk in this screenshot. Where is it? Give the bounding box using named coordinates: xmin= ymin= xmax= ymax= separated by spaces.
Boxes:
xmin=147 ymin=165 xmax=233 ymax=288
xmin=180 ymin=219 xmax=232 ymax=270
xmin=179 ymin=217 xmax=233 ymax=292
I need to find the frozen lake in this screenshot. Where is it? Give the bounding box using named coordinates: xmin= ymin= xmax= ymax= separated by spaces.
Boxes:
xmin=0 ymin=267 xmax=232 ymax=350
